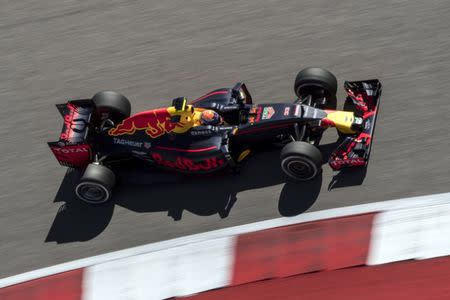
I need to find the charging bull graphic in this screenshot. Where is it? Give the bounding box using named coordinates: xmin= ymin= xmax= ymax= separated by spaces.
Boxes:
xmin=109 ymin=108 xmax=183 ymax=138
xmin=151 ymin=153 xmax=225 ymax=172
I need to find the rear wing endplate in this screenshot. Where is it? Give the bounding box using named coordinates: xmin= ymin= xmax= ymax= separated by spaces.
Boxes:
xmin=48 ymin=100 xmax=94 ymax=168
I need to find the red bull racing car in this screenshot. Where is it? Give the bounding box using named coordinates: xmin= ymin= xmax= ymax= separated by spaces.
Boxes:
xmin=48 ymin=67 xmax=382 ymax=204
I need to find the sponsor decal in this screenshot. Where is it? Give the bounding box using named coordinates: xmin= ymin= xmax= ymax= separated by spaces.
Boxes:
xmin=52 ymin=147 xmax=89 ymax=153
xmin=60 ymin=103 xmax=88 ymax=141
xmin=249 ymin=104 xmax=258 ymax=114
xmin=330 ymin=157 xmax=366 ymax=169
xmin=364 ymin=119 xmax=371 ymax=130
xmin=354 ymin=116 xmax=363 ymax=124
xmin=191 ymin=130 xmax=211 ymax=136
xmin=347 ymin=90 xmax=368 ymax=111
xmin=109 ymin=108 xmax=180 ymax=138
xmin=248 ymin=106 xmax=262 ymax=124
xmin=237 ymin=149 xmax=251 ymax=162
xmin=113 ymin=138 xmax=142 ymax=147
xmin=294 ymin=105 xmax=301 ymax=117
xmin=255 ymin=107 xmax=263 ymax=122
xmin=49 ymin=144 xmax=91 ymax=167
xmin=284 ymin=107 xmax=290 ymax=116
xmin=60 ymin=103 xmax=76 ymax=140
xmin=151 ymin=153 xmax=225 ymax=172
xmin=132 ymin=150 xmax=147 ymax=156
xmin=143 ymin=142 xmax=152 ymax=149
xmin=261 ymin=107 xmax=275 ymax=120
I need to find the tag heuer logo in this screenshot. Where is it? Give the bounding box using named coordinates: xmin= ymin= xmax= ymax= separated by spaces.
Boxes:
xmin=144 ymin=142 xmax=151 ymax=149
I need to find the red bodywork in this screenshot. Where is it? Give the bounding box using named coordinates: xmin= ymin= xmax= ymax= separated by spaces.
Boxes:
xmin=48 ymin=100 xmax=93 ymax=168
xmin=328 ymin=80 xmax=381 ymax=170
xmin=151 ymin=153 xmax=225 ymax=172
xmin=49 ymin=143 xmax=92 ymax=168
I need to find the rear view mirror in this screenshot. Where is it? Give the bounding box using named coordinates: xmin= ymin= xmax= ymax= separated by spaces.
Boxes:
xmin=231 ymin=82 xmax=252 ymax=104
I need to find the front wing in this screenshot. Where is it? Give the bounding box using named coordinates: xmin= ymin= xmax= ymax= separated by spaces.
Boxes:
xmin=328 ymin=79 xmax=382 ymax=170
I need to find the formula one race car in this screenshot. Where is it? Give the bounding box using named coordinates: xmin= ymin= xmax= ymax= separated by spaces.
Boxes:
xmin=48 ymin=67 xmax=382 ymax=204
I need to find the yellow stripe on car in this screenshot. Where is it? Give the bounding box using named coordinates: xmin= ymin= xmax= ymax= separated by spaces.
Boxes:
xmin=237 ymin=149 xmax=251 ymax=162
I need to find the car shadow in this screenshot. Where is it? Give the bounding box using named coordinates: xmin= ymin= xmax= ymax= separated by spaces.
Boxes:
xmin=46 ymin=168 xmax=115 ymax=243
xmin=113 ymin=150 xmax=323 ymax=220
xmin=327 ymin=166 xmax=367 ymax=190
xmin=46 ymin=149 xmax=323 ymax=243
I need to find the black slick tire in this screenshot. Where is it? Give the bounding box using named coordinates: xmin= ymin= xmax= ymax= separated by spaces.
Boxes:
xmin=280 ymin=141 xmax=323 ymax=181
xmin=92 ymin=91 xmax=131 ymax=124
xmin=294 ymin=67 xmax=338 ymax=109
xmin=75 ymin=163 xmax=116 ymax=204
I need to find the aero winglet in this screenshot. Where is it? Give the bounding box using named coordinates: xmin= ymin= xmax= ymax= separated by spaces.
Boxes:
xmin=329 ymin=79 xmax=382 ymax=170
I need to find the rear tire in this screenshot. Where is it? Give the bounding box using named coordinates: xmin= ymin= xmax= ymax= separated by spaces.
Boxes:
xmin=92 ymin=91 xmax=131 ymax=124
xmin=294 ymin=67 xmax=338 ymax=109
xmin=281 ymin=142 xmax=323 ymax=181
xmin=75 ymin=163 xmax=116 ymax=204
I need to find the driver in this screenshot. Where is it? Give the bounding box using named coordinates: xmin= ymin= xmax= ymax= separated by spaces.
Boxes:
xmin=200 ymin=109 xmax=223 ymax=126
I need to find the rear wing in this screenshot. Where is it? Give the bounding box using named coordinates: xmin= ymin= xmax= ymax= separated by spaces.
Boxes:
xmin=47 ymin=100 xmax=94 ymax=168
xmin=329 ymin=79 xmax=382 ymax=170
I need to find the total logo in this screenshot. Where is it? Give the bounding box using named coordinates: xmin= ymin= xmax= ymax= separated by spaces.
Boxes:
xmin=50 ymin=144 xmax=91 ymax=167
xmin=52 ymin=147 xmax=89 ymax=153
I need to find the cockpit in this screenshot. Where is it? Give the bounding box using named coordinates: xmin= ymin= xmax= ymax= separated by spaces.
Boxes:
xmin=169 ymin=97 xmax=225 ymax=127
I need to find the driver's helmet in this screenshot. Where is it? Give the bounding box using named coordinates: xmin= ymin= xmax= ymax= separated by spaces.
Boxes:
xmin=200 ymin=110 xmax=222 ymax=126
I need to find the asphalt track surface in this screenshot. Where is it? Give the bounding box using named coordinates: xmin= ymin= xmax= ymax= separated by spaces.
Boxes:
xmin=1 ymin=0 xmax=450 ymax=278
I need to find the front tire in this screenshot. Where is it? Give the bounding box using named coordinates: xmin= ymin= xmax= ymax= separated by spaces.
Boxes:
xmin=75 ymin=163 xmax=116 ymax=204
xmin=281 ymin=142 xmax=323 ymax=181
xmin=294 ymin=67 xmax=338 ymax=109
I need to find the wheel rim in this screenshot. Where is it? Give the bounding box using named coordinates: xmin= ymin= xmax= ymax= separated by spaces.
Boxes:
xmin=288 ymin=160 xmax=313 ymax=177
xmin=282 ymin=156 xmax=318 ymax=181
xmin=75 ymin=182 xmax=110 ymax=204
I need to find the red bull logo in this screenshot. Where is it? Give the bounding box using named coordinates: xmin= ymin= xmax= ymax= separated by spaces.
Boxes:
xmin=109 ymin=108 xmax=179 ymax=138
xmin=151 ymin=153 xmax=225 ymax=172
